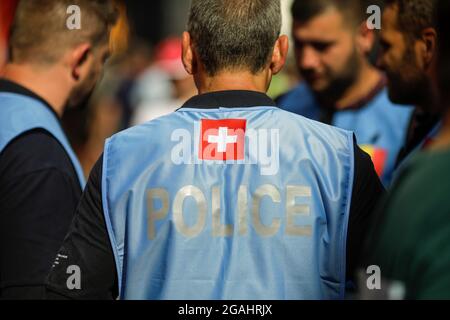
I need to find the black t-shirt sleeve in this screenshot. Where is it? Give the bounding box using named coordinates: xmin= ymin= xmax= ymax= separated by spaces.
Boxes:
xmin=0 ymin=130 xmax=82 ymax=299
xmin=346 ymin=140 xmax=386 ymax=282
xmin=45 ymin=156 xmax=117 ymax=300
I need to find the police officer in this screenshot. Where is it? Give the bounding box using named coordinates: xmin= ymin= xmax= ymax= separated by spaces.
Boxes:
xmin=0 ymin=0 xmax=117 ymax=299
xmin=277 ymin=0 xmax=413 ymax=186
xmin=46 ymin=0 xmax=384 ymax=300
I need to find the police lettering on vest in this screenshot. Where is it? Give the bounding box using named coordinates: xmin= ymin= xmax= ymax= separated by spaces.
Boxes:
xmin=147 ymin=184 xmax=313 ymax=239
xmin=102 ymin=106 xmax=354 ymax=300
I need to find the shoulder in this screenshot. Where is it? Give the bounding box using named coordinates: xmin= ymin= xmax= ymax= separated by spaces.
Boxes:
xmin=400 ymin=151 xmax=450 ymax=197
xmin=0 ymin=129 xmax=75 ymax=179
xmin=386 ymin=151 xmax=450 ymax=230
xmin=369 ymin=88 xmax=414 ymax=117
xmin=276 ymin=83 xmax=315 ymax=111
xmin=109 ymin=111 xmax=183 ymax=141
xmin=104 ymin=112 xmax=186 ymax=162
xmin=276 ymin=107 xmax=354 ymax=140
xmin=276 ymin=83 xmax=310 ymax=101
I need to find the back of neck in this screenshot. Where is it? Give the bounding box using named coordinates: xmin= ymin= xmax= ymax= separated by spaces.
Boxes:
xmin=196 ymin=70 xmax=270 ymax=95
xmin=2 ymin=63 xmax=68 ymax=117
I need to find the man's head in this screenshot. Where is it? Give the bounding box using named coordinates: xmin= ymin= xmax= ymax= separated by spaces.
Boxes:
xmin=378 ymin=0 xmax=437 ymax=107
xmin=291 ymin=0 xmax=376 ymax=99
xmin=9 ymin=0 xmax=118 ymax=107
xmin=182 ymin=0 xmax=288 ymax=90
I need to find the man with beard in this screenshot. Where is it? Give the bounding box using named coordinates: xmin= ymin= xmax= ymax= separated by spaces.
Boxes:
xmin=0 ymin=0 xmax=117 ymax=299
xmin=360 ymin=0 xmax=450 ymax=300
xmin=277 ymin=0 xmax=413 ymax=186
xmin=378 ymin=0 xmax=440 ymax=170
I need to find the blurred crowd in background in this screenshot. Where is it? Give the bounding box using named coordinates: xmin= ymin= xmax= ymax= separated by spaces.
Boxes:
xmin=0 ymin=0 xmax=298 ymax=178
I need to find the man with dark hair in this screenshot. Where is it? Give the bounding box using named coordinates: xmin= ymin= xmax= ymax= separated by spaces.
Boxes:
xmin=46 ymin=0 xmax=384 ymax=300
xmin=0 ymin=0 xmax=118 ymax=299
xmin=377 ymin=0 xmax=440 ymax=169
xmin=360 ymin=0 xmax=450 ymax=300
xmin=277 ymin=0 xmax=413 ymax=186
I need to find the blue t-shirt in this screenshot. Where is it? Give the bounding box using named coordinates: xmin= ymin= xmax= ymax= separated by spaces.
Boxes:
xmin=278 ymin=83 xmax=414 ymax=186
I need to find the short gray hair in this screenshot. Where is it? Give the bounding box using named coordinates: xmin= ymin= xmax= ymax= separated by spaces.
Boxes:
xmin=187 ymin=0 xmax=282 ymax=76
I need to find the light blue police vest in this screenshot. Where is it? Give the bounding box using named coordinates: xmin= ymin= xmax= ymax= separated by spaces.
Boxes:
xmin=0 ymin=93 xmax=86 ymax=188
xmin=102 ymin=106 xmax=355 ymax=300
xmin=278 ymin=83 xmax=414 ymax=186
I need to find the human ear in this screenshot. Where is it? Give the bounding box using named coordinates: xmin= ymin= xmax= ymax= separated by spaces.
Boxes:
xmin=68 ymin=43 xmax=93 ymax=82
xmin=420 ymin=27 xmax=438 ymax=68
xmin=182 ymin=31 xmax=196 ymax=75
xmin=270 ymin=35 xmax=289 ymax=75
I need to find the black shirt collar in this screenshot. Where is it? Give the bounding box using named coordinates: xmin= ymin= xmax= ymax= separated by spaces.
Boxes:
xmin=181 ymin=90 xmax=277 ymax=109
xmin=0 ymin=79 xmax=60 ymax=120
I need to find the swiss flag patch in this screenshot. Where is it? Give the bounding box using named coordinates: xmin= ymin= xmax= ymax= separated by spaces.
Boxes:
xmin=199 ymin=119 xmax=247 ymax=161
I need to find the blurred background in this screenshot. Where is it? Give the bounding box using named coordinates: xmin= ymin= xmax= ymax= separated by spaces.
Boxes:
xmin=0 ymin=0 xmax=298 ymax=177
